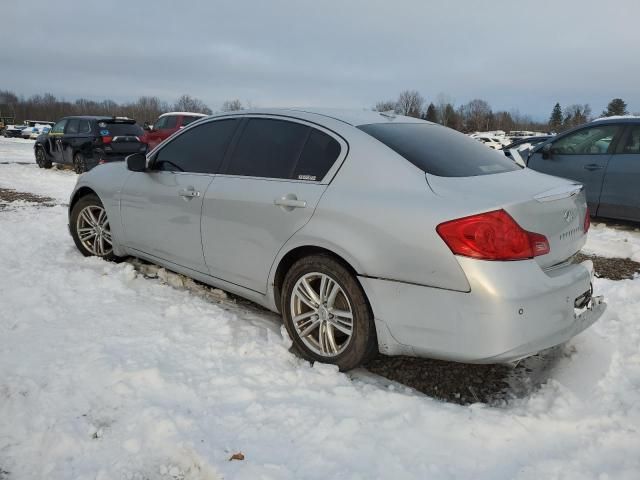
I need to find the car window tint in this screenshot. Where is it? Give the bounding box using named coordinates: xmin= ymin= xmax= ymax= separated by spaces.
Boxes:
xmin=164 ymin=115 xmax=178 ymax=129
xmin=66 ymin=119 xmax=79 ymax=134
xmin=104 ymin=122 xmax=144 ymax=136
xmin=51 ymin=119 xmax=67 ymax=134
xmin=227 ymin=118 xmax=310 ymax=179
xmin=181 ymin=116 xmax=200 ymax=127
xmin=292 ymin=129 xmax=341 ymax=181
xmin=358 ymin=123 xmax=520 ymax=177
xmin=154 ymin=119 xmax=239 ymax=174
xmin=78 ymin=120 xmax=91 ymax=134
xmin=154 ymin=116 xmax=167 ymax=129
xmin=621 ymin=126 xmax=640 ymax=154
xmin=552 ymin=125 xmax=620 ymax=155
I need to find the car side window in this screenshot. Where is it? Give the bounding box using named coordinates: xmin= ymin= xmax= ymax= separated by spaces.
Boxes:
xmin=51 ymin=119 xmax=67 ymax=134
xmin=154 ymin=116 xmax=167 ymax=129
xmin=292 ymin=129 xmax=341 ymax=181
xmin=153 ymin=119 xmax=239 ymax=174
xmin=164 ymin=115 xmax=178 ymax=129
xmin=181 ymin=116 xmax=199 ymax=127
xmin=552 ymin=125 xmax=620 ymax=155
xmin=226 ymin=118 xmax=310 ymax=179
xmin=66 ymin=119 xmax=79 ymax=134
xmin=78 ymin=120 xmax=91 ymax=134
xmin=620 ymin=126 xmax=640 ymax=154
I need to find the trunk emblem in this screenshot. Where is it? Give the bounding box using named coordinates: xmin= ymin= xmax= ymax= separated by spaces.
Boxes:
xmin=563 ymin=209 xmax=576 ymax=223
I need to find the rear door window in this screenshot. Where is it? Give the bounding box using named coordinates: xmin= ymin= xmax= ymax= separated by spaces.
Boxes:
xmin=226 ymin=118 xmax=310 ymax=179
xmin=619 ymin=126 xmax=640 ymax=154
xmin=101 ymin=122 xmax=144 ymax=137
xmin=358 ymin=123 xmax=520 ymax=177
xmin=65 ymin=119 xmax=79 ymax=134
xmin=181 ymin=116 xmax=201 ymax=127
xmin=552 ymin=125 xmax=621 ymax=155
xmin=292 ymin=129 xmax=341 ymax=181
xmin=163 ymin=115 xmax=178 ymax=129
xmin=153 ymin=119 xmax=239 ymax=174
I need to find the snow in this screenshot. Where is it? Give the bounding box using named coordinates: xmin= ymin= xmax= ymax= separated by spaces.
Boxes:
xmin=1 ymin=137 xmax=639 ymax=479
xmin=584 ymin=222 xmax=640 ymax=262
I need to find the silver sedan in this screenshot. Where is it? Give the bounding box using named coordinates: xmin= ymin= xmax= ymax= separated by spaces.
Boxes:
xmin=68 ymin=108 xmax=606 ymax=370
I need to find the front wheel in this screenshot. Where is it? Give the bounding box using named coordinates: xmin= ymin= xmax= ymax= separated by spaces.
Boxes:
xmin=70 ymin=194 xmax=123 ymax=261
xmin=73 ymin=152 xmax=87 ymax=174
xmin=35 ymin=146 xmax=52 ymax=169
xmin=281 ymin=254 xmax=377 ymax=371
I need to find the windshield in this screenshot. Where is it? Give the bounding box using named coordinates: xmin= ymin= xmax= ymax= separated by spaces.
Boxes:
xmin=358 ymin=123 xmax=520 ymax=177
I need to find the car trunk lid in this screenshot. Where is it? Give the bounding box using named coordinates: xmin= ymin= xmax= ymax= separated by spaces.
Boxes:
xmin=427 ymin=169 xmax=588 ymax=269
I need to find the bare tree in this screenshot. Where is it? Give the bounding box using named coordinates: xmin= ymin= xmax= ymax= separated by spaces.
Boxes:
xmin=435 ymin=93 xmax=455 ymax=126
xmin=173 ymin=94 xmax=212 ymax=114
xmin=395 ymin=90 xmax=424 ymax=117
xmin=373 ymin=100 xmax=396 ymax=112
xmin=220 ymin=99 xmax=244 ymax=112
xmin=462 ymin=99 xmax=492 ymax=132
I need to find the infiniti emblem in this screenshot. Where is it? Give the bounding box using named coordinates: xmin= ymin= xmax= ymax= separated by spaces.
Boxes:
xmin=563 ymin=209 xmax=576 ymax=223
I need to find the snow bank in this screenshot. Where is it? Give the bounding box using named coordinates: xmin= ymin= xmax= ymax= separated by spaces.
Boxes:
xmin=584 ymin=222 xmax=640 ymax=262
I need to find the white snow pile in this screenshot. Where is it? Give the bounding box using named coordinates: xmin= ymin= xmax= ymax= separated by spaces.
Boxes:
xmin=1 ymin=138 xmax=639 ymax=479
xmin=584 ymin=222 xmax=640 ymax=262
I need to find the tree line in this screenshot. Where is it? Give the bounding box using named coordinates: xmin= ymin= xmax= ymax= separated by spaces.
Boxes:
xmin=375 ymin=90 xmax=635 ymax=133
xmin=0 ymin=89 xmax=246 ymax=125
xmin=1 ymin=87 xmax=634 ymax=133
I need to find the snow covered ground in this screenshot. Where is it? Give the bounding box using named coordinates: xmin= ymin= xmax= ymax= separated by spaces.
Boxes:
xmin=0 ymin=137 xmax=639 ymax=479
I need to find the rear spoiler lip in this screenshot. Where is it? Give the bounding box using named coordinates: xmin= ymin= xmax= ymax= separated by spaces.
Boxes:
xmin=534 ymin=183 xmax=584 ymax=203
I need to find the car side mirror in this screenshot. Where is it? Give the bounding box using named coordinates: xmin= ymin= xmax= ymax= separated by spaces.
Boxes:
xmin=541 ymin=143 xmax=552 ymax=159
xmin=143 ymin=123 xmax=152 ymax=131
xmin=126 ymin=153 xmax=147 ymax=172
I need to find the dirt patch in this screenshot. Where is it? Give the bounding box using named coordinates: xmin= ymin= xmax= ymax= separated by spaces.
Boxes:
xmin=0 ymin=188 xmax=57 ymax=209
xmin=575 ymin=252 xmax=640 ymax=280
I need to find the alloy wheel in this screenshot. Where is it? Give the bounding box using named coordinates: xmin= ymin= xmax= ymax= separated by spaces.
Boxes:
xmin=75 ymin=205 xmax=113 ymax=256
xmin=290 ymin=272 xmax=354 ymax=357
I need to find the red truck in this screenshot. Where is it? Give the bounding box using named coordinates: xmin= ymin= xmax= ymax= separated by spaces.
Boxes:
xmin=144 ymin=112 xmax=207 ymax=150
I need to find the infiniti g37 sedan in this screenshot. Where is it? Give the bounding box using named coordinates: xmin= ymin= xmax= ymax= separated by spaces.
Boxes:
xmin=67 ymin=109 xmax=606 ymax=370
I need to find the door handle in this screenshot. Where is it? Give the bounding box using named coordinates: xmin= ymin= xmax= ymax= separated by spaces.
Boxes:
xmin=274 ymin=196 xmax=307 ymax=209
xmin=584 ymin=164 xmax=603 ymax=171
xmin=179 ymin=188 xmax=200 ymax=198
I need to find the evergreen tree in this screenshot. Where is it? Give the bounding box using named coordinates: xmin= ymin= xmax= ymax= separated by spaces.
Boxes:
xmin=425 ymin=102 xmax=438 ymax=122
xmin=602 ymin=98 xmax=628 ymax=117
xmin=549 ymin=103 xmax=563 ymax=132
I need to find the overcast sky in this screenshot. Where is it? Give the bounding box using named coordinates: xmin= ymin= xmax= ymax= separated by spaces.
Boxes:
xmin=2 ymin=0 xmax=639 ymax=119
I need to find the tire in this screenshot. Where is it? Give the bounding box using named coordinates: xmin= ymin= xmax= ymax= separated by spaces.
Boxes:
xmin=73 ymin=152 xmax=87 ymax=174
xmin=281 ymin=254 xmax=377 ymax=371
xmin=69 ymin=194 xmax=124 ymax=261
xmin=35 ymin=146 xmax=52 ymax=169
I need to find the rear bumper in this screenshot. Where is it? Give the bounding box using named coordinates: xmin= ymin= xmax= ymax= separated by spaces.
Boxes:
xmin=359 ymin=259 xmax=606 ymax=363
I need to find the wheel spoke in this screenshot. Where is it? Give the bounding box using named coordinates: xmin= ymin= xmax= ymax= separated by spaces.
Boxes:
xmin=329 ymin=318 xmax=352 ymax=336
xmin=295 ymin=284 xmax=318 ymax=310
xmin=326 ymin=283 xmax=340 ymax=308
xmin=301 ymin=278 xmax=321 ymax=305
xmin=293 ymin=310 xmax=316 ymax=324
xmin=330 ymin=309 xmax=353 ymax=320
xmin=80 ymin=210 xmax=94 ymax=226
xmin=87 ymin=208 xmax=99 ymax=226
xmin=79 ymin=231 xmax=96 ymax=242
xmin=299 ymin=318 xmax=321 ymax=338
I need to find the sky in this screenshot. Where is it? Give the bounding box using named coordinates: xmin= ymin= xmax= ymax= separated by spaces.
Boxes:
xmin=2 ymin=0 xmax=640 ymax=119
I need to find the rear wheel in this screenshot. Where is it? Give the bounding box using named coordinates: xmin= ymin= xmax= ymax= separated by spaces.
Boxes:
xmin=281 ymin=254 xmax=377 ymax=371
xmin=73 ymin=152 xmax=87 ymax=174
xmin=70 ymin=194 xmax=123 ymax=261
xmin=35 ymin=146 xmax=52 ymax=169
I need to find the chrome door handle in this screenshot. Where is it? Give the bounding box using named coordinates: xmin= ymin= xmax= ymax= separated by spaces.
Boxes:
xmin=274 ymin=197 xmax=307 ymax=208
xmin=584 ymin=164 xmax=603 ymax=171
xmin=179 ymin=189 xmax=200 ymax=198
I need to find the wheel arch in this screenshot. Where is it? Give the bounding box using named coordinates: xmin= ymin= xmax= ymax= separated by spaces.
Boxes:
xmin=69 ymin=186 xmax=99 ymax=213
xmin=272 ymin=244 xmax=364 ymax=314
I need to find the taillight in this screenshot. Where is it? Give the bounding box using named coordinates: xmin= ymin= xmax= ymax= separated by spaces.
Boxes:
xmin=584 ymin=208 xmax=591 ymax=233
xmin=101 ymin=136 xmax=113 ymax=144
xmin=436 ymin=209 xmax=550 ymax=261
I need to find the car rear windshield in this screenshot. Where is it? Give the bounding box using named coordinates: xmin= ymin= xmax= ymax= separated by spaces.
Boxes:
xmin=98 ymin=121 xmax=144 ymax=136
xmin=358 ymin=123 xmax=520 ymax=177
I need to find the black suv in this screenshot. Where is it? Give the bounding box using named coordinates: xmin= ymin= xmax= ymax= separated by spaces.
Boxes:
xmin=34 ymin=116 xmax=146 ymax=173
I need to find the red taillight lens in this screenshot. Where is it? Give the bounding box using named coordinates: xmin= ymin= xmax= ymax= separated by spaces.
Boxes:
xmin=101 ymin=136 xmax=113 ymax=144
xmin=584 ymin=208 xmax=591 ymax=233
xmin=436 ymin=209 xmax=550 ymax=261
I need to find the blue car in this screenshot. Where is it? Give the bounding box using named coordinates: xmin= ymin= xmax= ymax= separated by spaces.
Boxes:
xmin=528 ymin=117 xmax=640 ymax=222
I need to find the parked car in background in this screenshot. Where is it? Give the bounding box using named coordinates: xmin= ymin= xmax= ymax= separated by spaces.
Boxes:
xmin=34 ymin=116 xmax=146 ymax=173
xmin=143 ymin=112 xmax=207 ymax=150
xmin=67 ymin=108 xmax=604 ymax=371
xmin=3 ymin=124 xmax=27 ymax=138
xmin=475 ymin=136 xmax=503 ymax=150
xmin=20 ymin=120 xmax=55 ymax=139
xmin=528 ymin=117 xmax=640 ymax=222
xmin=504 ymin=135 xmax=552 ymax=165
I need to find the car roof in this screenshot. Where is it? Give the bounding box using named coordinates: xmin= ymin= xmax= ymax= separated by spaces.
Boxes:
xmin=59 ymin=116 xmax=133 ymax=121
xmin=159 ymin=111 xmax=208 ymax=118
xmin=207 ymin=108 xmax=430 ymax=127
xmin=590 ymin=115 xmax=640 ymax=124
